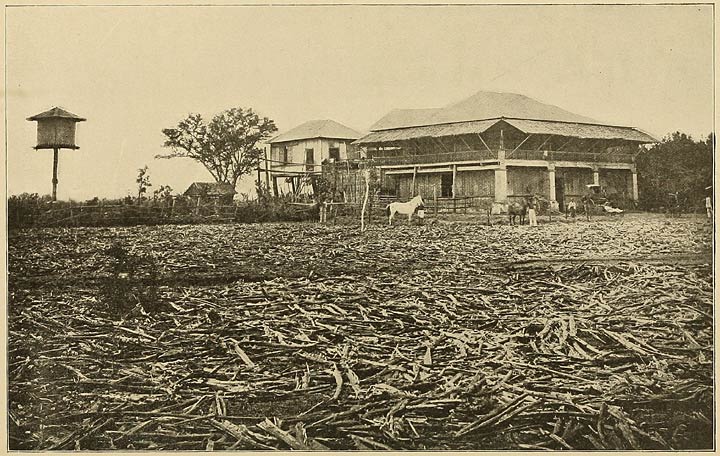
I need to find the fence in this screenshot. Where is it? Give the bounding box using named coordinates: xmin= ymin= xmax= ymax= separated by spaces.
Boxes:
xmin=8 ymin=200 xmax=319 ymax=229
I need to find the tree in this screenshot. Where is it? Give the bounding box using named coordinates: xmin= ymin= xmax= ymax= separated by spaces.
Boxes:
xmin=136 ymin=166 xmax=152 ymax=201
xmin=158 ymin=108 xmax=277 ymax=188
xmin=636 ymin=132 xmax=713 ymax=210
xmin=153 ymin=185 xmax=173 ymax=200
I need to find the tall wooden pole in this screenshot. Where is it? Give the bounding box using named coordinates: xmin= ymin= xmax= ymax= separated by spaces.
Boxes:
xmin=263 ymin=147 xmax=271 ymax=193
xmin=361 ymin=168 xmax=370 ymax=232
xmin=52 ymin=147 xmax=59 ymax=201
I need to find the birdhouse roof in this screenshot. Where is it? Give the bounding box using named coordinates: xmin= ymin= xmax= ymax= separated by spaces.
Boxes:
xmin=27 ymin=107 xmax=86 ymax=122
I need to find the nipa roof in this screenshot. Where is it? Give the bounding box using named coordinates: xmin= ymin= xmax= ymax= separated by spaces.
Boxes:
xmin=270 ymin=119 xmax=362 ymax=143
xmin=27 ymin=107 xmax=86 ymax=122
xmin=369 ymin=91 xmax=597 ymax=131
xmin=184 ymin=182 xmax=237 ymax=197
xmin=359 ymin=90 xmax=656 ymax=144
xmin=355 ymin=118 xmax=657 ymax=145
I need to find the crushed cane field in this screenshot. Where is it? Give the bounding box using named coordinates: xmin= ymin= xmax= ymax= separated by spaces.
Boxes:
xmin=7 ymin=216 xmax=714 ymax=450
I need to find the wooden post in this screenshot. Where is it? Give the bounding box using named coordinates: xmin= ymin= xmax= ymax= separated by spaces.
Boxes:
xmin=411 ymin=166 xmax=418 ymax=196
xmin=264 ymin=147 xmax=271 ymax=193
xmin=369 ymin=190 xmax=373 ymax=224
xmin=433 ymin=185 xmax=438 ymax=217
xmin=361 ymin=169 xmax=370 ymax=232
xmin=256 ymin=166 xmax=261 ymax=196
xmin=52 ymin=147 xmax=59 ymax=201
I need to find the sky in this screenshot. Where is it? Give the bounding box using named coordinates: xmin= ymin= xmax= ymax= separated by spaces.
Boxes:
xmin=5 ymin=4 xmax=714 ymax=201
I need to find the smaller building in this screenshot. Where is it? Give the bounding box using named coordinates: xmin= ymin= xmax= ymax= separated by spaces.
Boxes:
xmin=184 ymin=182 xmax=236 ymax=205
xmin=264 ymin=119 xmax=362 ymax=196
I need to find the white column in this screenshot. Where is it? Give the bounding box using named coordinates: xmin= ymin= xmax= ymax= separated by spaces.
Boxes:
xmin=548 ymin=164 xmax=558 ymax=211
xmin=593 ymin=168 xmax=600 ymax=186
xmin=494 ymin=165 xmax=507 ymax=213
xmin=632 ymin=171 xmax=639 ymax=201
xmin=451 ymin=164 xmax=458 ymax=198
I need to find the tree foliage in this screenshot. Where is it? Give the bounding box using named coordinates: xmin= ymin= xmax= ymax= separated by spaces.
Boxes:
xmin=136 ymin=166 xmax=152 ymax=201
xmin=636 ymin=132 xmax=713 ymax=209
xmin=158 ymin=108 xmax=277 ymax=188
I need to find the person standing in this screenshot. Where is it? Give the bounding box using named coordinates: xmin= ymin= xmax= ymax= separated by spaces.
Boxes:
xmin=527 ymin=196 xmax=538 ymax=226
xmin=566 ymin=199 xmax=577 ymax=218
xmin=705 ymin=195 xmax=713 ymax=218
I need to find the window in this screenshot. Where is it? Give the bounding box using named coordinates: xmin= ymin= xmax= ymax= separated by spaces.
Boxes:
xmin=305 ymin=148 xmax=315 ymax=171
xmin=282 ymin=146 xmax=289 ymax=164
xmin=329 ymin=147 xmax=340 ymax=161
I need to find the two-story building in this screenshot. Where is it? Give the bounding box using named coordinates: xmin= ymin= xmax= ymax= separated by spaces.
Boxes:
xmin=353 ymin=91 xmax=657 ymax=212
xmin=265 ymin=119 xmax=362 ymax=196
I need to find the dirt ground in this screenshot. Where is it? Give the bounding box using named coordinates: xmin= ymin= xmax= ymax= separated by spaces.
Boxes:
xmin=7 ymin=214 xmax=714 ymax=450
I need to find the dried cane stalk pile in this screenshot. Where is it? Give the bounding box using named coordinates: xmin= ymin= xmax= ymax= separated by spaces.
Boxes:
xmin=8 ymin=217 xmax=713 ymax=450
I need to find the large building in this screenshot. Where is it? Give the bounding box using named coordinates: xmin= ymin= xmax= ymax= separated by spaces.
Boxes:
xmin=265 ymin=120 xmax=362 ymax=196
xmin=353 ymin=91 xmax=656 ymax=212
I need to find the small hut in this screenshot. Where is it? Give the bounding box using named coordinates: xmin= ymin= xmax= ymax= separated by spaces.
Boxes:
xmin=184 ymin=182 xmax=236 ymax=206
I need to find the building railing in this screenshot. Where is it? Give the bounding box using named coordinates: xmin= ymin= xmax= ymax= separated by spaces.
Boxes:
xmin=369 ymin=149 xmax=499 ymax=167
xmin=506 ymin=149 xmax=635 ymax=164
xmin=368 ymin=148 xmax=635 ymax=166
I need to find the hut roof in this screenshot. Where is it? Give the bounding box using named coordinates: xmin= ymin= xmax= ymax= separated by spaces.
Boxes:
xmin=27 ymin=107 xmax=86 ymax=122
xmin=184 ymin=182 xmax=237 ymax=197
xmin=270 ymin=120 xmax=362 ymax=144
xmin=359 ymin=90 xmax=656 ymax=144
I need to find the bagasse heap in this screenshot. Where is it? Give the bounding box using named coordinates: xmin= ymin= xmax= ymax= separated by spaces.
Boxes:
xmin=7 ymin=218 xmax=713 ymax=450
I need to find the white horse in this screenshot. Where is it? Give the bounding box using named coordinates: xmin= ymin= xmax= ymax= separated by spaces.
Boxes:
xmin=386 ymin=195 xmax=425 ymax=225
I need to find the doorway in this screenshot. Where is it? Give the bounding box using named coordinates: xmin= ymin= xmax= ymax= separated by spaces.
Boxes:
xmin=555 ymin=177 xmax=565 ymax=211
xmin=441 ymin=173 xmax=453 ymax=197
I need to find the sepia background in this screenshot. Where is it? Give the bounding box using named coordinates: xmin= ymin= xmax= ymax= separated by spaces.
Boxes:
xmin=5 ymin=4 xmax=713 ymax=201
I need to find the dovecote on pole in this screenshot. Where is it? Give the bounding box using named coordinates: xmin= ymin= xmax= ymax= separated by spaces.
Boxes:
xmin=27 ymin=107 xmax=86 ymax=201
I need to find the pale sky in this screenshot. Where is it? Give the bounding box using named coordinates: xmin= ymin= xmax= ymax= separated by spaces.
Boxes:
xmin=5 ymin=4 xmax=713 ymax=200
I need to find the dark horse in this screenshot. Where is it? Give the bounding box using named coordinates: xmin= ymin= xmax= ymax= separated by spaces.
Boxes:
xmin=508 ymin=199 xmax=528 ymax=225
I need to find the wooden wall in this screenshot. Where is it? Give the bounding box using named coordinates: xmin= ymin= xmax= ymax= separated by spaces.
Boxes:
xmin=456 ymin=170 xmax=494 ymax=197
xmin=507 ymin=167 xmax=550 ymax=197
xmin=385 ymin=170 xmax=494 ymax=200
xmin=36 ymin=118 xmax=77 ymax=148
xmin=556 ymin=168 xmax=594 ymax=198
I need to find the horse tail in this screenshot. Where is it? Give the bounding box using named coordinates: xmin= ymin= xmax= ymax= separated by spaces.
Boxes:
xmin=385 ymin=204 xmax=391 ymax=216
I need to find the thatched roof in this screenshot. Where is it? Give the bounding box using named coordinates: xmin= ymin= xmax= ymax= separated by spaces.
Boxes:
xmin=369 ymin=91 xmax=597 ymax=131
xmin=503 ymin=119 xmax=656 ymax=142
xmin=184 ymin=182 xmax=236 ymax=197
xmin=358 ymin=90 xmax=656 ymax=144
xmin=356 ymin=118 xmax=657 ymax=145
xmin=270 ymin=120 xmax=362 ymax=144
xmin=27 ymin=107 xmax=86 ymax=122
